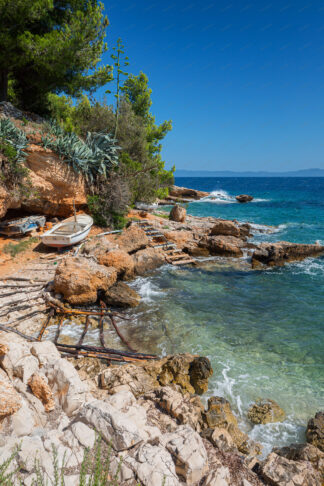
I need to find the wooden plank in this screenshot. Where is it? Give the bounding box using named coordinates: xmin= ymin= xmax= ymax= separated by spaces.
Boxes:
xmin=171 ymin=259 xmax=196 ymax=265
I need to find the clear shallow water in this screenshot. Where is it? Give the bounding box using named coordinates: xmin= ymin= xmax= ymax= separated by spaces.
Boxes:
xmin=126 ymin=177 xmax=324 ymax=456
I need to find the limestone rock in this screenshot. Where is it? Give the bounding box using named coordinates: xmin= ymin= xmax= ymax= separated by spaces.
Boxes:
xmin=169 ymin=186 xmax=209 ymax=200
xmin=207 ymin=427 xmax=236 ymax=452
xmin=17 ymin=436 xmax=53 ymax=476
xmin=124 ymin=442 xmax=179 ymax=486
xmin=306 ymin=411 xmax=324 ymax=452
xmin=0 ymin=378 xmax=22 ymax=419
xmin=99 ymin=363 xmax=159 ymax=397
xmin=28 ymin=374 xmax=55 ymax=412
xmin=147 ymin=386 xmax=204 ymax=432
xmin=54 ymin=256 xmax=117 ymax=304
xmin=161 ymin=425 xmax=209 ymax=484
xmin=103 ymin=281 xmax=141 ymax=308
xmin=252 ymin=241 xmax=324 ymax=267
xmin=202 ymin=465 xmax=231 ymax=485
xmin=45 ymin=358 xmax=89 ymax=416
xmin=117 ymin=225 xmax=149 ymax=253
xmin=30 ymin=341 xmax=61 ymax=367
xmin=236 ymin=194 xmax=253 ymax=203
xmin=164 ymin=230 xmax=194 ymax=251
xmin=133 ymin=247 xmax=165 ymax=275
xmin=98 ymin=249 xmax=135 ymax=280
xmin=260 ymin=451 xmax=322 ymax=486
xmin=157 ymin=354 xmax=212 ymax=395
xmin=80 ymin=397 xmax=160 ymax=451
xmin=247 ymin=399 xmax=285 ymax=425
xmin=71 ymin=421 xmax=96 ymax=449
xmin=169 ymin=205 xmax=186 ymax=222
xmin=82 ymin=238 xmax=117 ymax=258
xmin=210 ymin=220 xmax=241 ymax=237
xmin=199 ymin=235 xmax=244 ymax=257
xmin=0 ymin=344 xmax=8 ymax=356
xmin=274 ymin=443 xmax=324 ymax=476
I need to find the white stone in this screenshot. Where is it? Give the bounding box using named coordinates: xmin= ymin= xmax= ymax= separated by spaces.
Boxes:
xmin=71 ymin=421 xmax=96 ymax=449
xmin=14 ymin=355 xmax=39 ymax=384
xmin=23 ymin=473 xmax=37 ymax=486
xmin=80 ymin=399 xmax=158 ymax=451
xmin=11 ymin=399 xmax=36 ymax=436
xmin=124 ymin=443 xmax=180 ymax=486
xmin=161 ymin=425 xmax=208 ymax=485
xmin=202 ymin=466 xmax=231 ymax=486
xmin=30 ymin=341 xmax=61 ymax=367
xmin=45 ymin=358 xmax=89 ymax=415
xmin=106 ymin=390 xmax=136 ymax=410
xmin=17 ymin=436 xmax=54 ymax=477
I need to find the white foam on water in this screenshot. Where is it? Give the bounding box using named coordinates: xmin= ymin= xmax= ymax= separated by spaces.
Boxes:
xmin=288 ymin=257 xmax=324 ymax=276
xmin=199 ymin=190 xmax=237 ymax=204
xmin=131 ymin=277 xmax=164 ymax=303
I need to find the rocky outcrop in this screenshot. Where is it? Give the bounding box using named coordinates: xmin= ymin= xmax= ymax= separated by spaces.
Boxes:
xmin=236 ymin=194 xmax=253 ymax=203
xmin=210 ymin=220 xmax=241 ymax=237
xmin=117 ymin=225 xmax=149 ymax=254
xmin=133 ymin=247 xmax=166 ymax=275
xmin=103 ymin=281 xmax=141 ymax=308
xmin=306 ymin=411 xmax=324 ymax=452
xmin=169 ymin=186 xmax=209 ymax=200
xmin=199 ymin=235 xmax=244 ymax=257
xmin=170 ymin=205 xmax=186 ymax=222
xmin=53 ymin=256 xmax=117 ymax=304
xmin=247 ymin=399 xmax=285 ymax=425
xmin=98 ymin=249 xmax=135 ymax=280
xmin=252 ymin=241 xmax=324 ymax=267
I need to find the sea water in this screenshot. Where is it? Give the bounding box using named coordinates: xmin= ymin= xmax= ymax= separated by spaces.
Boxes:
xmin=126 ymin=177 xmax=324 ymax=456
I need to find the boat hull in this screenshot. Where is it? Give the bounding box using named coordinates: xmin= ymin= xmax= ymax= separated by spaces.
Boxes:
xmin=41 ymin=227 xmax=91 ymax=248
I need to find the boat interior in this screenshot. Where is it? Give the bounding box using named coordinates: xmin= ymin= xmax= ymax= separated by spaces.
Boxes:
xmin=54 ymin=222 xmax=83 ymax=235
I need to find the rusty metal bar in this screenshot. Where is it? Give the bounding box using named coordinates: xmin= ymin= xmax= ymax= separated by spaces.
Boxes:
xmin=54 ymin=315 xmax=64 ymax=344
xmin=37 ymin=309 xmax=54 ymax=341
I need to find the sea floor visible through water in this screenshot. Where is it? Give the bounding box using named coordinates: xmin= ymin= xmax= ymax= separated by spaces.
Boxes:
xmin=48 ymin=177 xmax=324 ymax=457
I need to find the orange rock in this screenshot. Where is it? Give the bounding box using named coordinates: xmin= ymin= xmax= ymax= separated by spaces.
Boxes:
xmin=54 ymin=256 xmax=117 ymax=305
xmin=0 ymin=344 xmax=8 ymax=356
xmin=0 ymin=379 xmax=22 ymax=419
xmin=98 ymin=249 xmax=135 ymax=280
xmin=28 ymin=374 xmax=55 ymax=413
xmin=117 ymin=226 xmax=149 ymax=254
xmin=164 ymin=231 xmax=192 ymax=250
xmin=169 ymin=205 xmax=186 ymax=223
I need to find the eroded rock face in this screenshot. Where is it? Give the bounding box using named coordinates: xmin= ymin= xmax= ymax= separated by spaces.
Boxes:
xmin=210 ymin=220 xmax=241 ymax=237
xmin=98 ymin=249 xmax=135 ymax=280
xmin=133 ymin=247 xmax=166 ymax=275
xmin=117 ymin=225 xmax=149 ymax=254
xmin=252 ymin=241 xmax=324 ymax=267
xmin=306 ymin=411 xmax=324 ymax=452
xmin=54 ymin=256 xmax=117 ymax=304
xmin=199 ymin=235 xmax=244 ymax=257
xmin=103 ymin=281 xmax=141 ymax=308
xmin=99 ymin=363 xmax=160 ymax=397
xmin=236 ymin=194 xmax=253 ymax=203
xmin=170 ymin=186 xmax=209 ymax=200
xmin=247 ymin=399 xmax=285 ymax=425
xmin=170 ymin=205 xmax=186 ymax=223
xmin=0 ymin=378 xmax=22 ymax=420
xmin=274 ymin=443 xmax=324 ymax=476
xmin=260 ymin=451 xmax=323 ymax=486
xmin=28 ymin=374 xmax=55 ymax=413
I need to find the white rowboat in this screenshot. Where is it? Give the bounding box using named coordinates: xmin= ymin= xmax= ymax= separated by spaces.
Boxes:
xmin=41 ymin=214 xmax=93 ymax=248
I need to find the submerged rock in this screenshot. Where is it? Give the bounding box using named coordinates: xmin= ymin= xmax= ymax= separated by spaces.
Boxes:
xmin=169 ymin=205 xmax=186 ymax=223
xmin=103 ymin=281 xmax=141 ymax=308
xmin=53 ymin=256 xmax=117 ymax=305
xmin=247 ymin=399 xmax=285 ymax=425
xmin=236 ymin=194 xmax=254 ymax=203
xmin=252 ymin=241 xmax=324 ymax=267
xmin=306 ymin=411 xmax=324 ymax=452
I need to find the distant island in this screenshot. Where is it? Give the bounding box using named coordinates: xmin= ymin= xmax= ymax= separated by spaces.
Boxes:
xmin=175 ymin=168 xmax=324 ymax=177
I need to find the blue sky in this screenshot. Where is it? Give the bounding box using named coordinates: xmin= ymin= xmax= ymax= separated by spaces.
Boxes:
xmin=98 ymin=1 xmax=324 ymax=172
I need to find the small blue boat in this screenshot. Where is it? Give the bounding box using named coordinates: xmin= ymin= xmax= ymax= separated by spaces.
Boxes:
xmin=0 ymin=215 xmax=46 ymax=236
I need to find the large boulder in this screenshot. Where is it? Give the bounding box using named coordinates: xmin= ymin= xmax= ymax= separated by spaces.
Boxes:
xmin=133 ymin=247 xmax=165 ymax=275
xmin=236 ymin=194 xmax=253 ymax=203
xmin=210 ymin=220 xmax=241 ymax=237
xmin=169 ymin=186 xmax=209 ymax=200
xmin=169 ymin=205 xmax=186 ymax=223
xmin=247 ymin=399 xmax=285 ymax=425
xmin=98 ymin=249 xmax=135 ymax=280
xmin=199 ymin=235 xmax=244 ymax=257
xmin=306 ymin=411 xmax=324 ymax=452
xmin=252 ymin=241 xmax=324 ymax=267
xmin=260 ymin=451 xmax=322 ymax=486
xmin=103 ymin=281 xmax=141 ymax=308
xmin=117 ymin=225 xmax=149 ymax=254
xmin=54 ymin=256 xmax=117 ymax=304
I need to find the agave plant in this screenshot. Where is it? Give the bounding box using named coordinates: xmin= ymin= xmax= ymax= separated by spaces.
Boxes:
xmin=0 ymin=118 xmax=28 ymax=163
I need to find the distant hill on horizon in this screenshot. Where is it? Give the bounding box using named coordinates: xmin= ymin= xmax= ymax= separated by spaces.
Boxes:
xmin=175 ymin=168 xmax=324 ymax=177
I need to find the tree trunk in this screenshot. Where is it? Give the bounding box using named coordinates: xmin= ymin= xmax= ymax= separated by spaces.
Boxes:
xmin=0 ymin=70 xmax=8 ymax=102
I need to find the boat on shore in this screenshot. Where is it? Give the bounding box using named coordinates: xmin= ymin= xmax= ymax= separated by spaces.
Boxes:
xmin=0 ymin=215 xmax=46 ymax=236
xmin=41 ymin=214 xmax=93 ymax=248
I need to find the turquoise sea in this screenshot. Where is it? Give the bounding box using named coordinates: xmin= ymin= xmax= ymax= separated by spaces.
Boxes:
xmin=128 ymin=177 xmax=324 ymax=456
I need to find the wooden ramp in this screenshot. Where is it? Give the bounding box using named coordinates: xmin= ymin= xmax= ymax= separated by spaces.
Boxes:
xmin=135 ymin=220 xmax=196 ymax=266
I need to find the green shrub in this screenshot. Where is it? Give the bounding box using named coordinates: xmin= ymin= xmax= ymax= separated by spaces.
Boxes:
xmin=3 ymin=237 xmax=39 ymax=258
